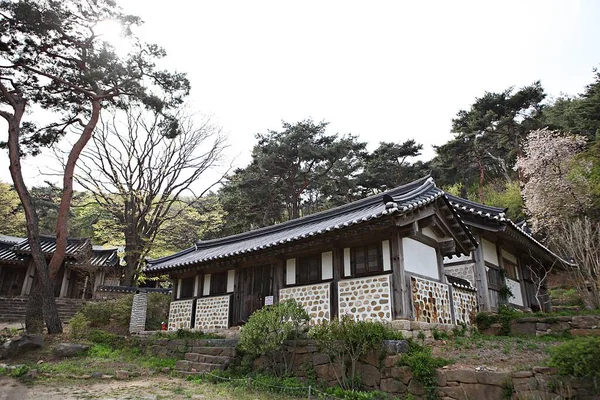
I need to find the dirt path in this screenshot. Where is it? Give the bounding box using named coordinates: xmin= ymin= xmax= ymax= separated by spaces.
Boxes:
xmin=0 ymin=375 xmax=280 ymax=400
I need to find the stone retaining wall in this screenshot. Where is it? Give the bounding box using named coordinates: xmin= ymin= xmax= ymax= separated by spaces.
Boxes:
xmin=510 ymin=315 xmax=600 ymax=336
xmin=279 ymin=282 xmax=331 ymax=325
xmin=253 ymin=341 xmax=598 ymax=400
xmin=138 ymin=336 xmax=238 ymax=358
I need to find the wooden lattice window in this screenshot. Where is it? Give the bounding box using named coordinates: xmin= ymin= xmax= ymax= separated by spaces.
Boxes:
xmin=503 ymin=259 xmax=519 ymax=280
xmin=297 ymin=254 xmax=322 ymax=285
xmin=210 ymin=271 xmax=228 ymax=295
xmin=352 ymin=243 xmax=382 ymax=276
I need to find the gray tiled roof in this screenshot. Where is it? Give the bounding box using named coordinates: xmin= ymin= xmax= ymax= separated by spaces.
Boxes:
xmin=146 ymin=176 xmax=476 ymax=273
xmin=0 ymin=241 xmax=27 ymax=264
xmin=13 ymin=235 xmax=90 ymax=257
xmin=446 ymin=194 xmax=574 ymax=267
xmin=89 ymin=247 xmax=119 ymax=267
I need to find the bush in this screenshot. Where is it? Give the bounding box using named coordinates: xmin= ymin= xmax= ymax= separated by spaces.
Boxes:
xmin=309 ymin=317 xmax=394 ymax=390
xmin=237 ymin=299 xmax=309 ymax=377
xmin=549 ymin=337 xmax=600 ymax=378
xmin=87 ymin=329 xmax=121 ymax=347
xmin=79 ymin=295 xmax=133 ymax=327
xmin=398 ymin=339 xmax=454 ymax=400
xmin=68 ymin=312 xmax=90 ymax=339
xmin=145 ymin=293 xmax=170 ymax=330
xmin=475 ymin=305 xmax=519 ymax=335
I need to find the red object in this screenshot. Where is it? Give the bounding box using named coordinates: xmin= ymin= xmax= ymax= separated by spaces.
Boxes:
xmin=161 ymin=322 xmax=167 ymax=331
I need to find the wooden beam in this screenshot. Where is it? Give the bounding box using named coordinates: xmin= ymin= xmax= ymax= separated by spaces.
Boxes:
xmin=391 ymin=229 xmax=409 ymax=319
xmin=272 ymin=260 xmax=284 ymax=304
xmin=331 ymin=246 xmax=343 ymax=321
xmin=472 ymin=230 xmax=491 ymax=312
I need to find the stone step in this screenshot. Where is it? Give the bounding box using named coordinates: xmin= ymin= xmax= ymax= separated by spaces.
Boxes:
xmin=175 ymin=360 xmax=226 ymax=373
xmin=190 ymin=346 xmax=236 ymax=358
xmin=184 ymin=353 xmax=234 ymax=365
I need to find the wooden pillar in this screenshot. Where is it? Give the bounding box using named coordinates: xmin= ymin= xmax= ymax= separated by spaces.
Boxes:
xmin=472 ymin=231 xmax=491 ymax=312
xmin=272 ymin=260 xmax=284 ymax=304
xmin=391 ymin=229 xmax=409 ymax=319
xmin=232 ymin=266 xmax=241 ymax=325
xmin=21 ymin=261 xmax=35 ymax=296
xmin=59 ymin=269 xmax=70 ymax=298
xmin=331 ymin=246 xmax=344 ymax=321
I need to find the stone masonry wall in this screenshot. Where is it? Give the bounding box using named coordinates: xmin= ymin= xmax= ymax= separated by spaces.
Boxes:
xmin=338 ymin=274 xmax=392 ymax=322
xmin=129 ymin=292 xmax=148 ymax=333
xmin=195 ymin=295 xmax=230 ymax=331
xmin=509 ymin=315 xmax=600 ymax=337
xmin=279 ymin=282 xmax=331 ymax=325
xmin=451 ymin=287 xmax=478 ymax=326
xmin=251 ymin=341 xmax=597 ymax=399
xmin=444 ymin=263 xmax=475 ymax=286
xmin=411 ymin=275 xmax=452 ymax=324
xmin=168 ymin=299 xmax=194 ymax=331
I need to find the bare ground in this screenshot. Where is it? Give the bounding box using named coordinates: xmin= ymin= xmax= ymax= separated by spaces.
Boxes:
xmin=0 ymin=375 xmax=286 ymax=400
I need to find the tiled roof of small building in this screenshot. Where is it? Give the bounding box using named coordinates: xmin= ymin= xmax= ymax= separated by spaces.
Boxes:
xmin=146 ymin=176 xmax=477 ymax=273
xmin=0 ymin=240 xmax=27 ymax=264
xmin=89 ymin=247 xmax=119 ymax=267
xmin=446 ymin=194 xmax=574 ymax=267
xmin=13 ymin=235 xmax=90 ymax=257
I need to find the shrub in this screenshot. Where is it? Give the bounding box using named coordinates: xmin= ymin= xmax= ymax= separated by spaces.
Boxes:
xmin=475 ymin=305 xmax=519 ymax=336
xmin=309 ymin=317 xmax=392 ymax=390
xmin=237 ymin=299 xmax=309 ymax=377
xmin=145 ymin=293 xmax=170 ymax=330
xmin=549 ymin=337 xmax=600 ymax=378
xmin=398 ymin=339 xmax=454 ymax=400
xmin=68 ymin=312 xmax=90 ymax=339
xmin=87 ymin=329 xmax=120 ymax=347
xmin=79 ymin=295 xmax=133 ymax=327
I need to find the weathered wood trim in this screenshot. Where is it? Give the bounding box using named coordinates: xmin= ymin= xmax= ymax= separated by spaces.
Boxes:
xmin=472 ymin=230 xmax=491 ymax=311
xmin=272 ymin=259 xmax=284 ymax=304
xmin=331 ymin=246 xmax=343 ymax=320
xmin=391 ymin=228 xmax=408 ymax=319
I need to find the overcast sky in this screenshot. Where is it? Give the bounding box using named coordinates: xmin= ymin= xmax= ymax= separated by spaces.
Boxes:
xmin=1 ymin=0 xmax=599 ymax=187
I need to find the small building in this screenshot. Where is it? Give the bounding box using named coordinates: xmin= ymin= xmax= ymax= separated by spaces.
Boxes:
xmin=445 ymin=195 xmax=571 ymax=312
xmin=0 ymin=234 xmax=121 ymax=299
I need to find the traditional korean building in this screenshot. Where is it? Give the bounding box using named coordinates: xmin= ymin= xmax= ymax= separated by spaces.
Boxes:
xmin=0 ymin=234 xmax=121 ymax=299
xmin=146 ymin=177 xmax=484 ymax=330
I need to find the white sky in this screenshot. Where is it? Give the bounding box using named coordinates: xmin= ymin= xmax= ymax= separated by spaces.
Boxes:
xmin=1 ymin=0 xmax=599 ymax=188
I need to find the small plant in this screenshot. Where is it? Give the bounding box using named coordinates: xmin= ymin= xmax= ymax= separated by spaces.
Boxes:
xmin=501 ymin=378 xmax=514 ymax=399
xmin=237 ymin=299 xmax=309 ymax=377
xmin=68 ymin=312 xmax=90 ymax=339
xmin=549 ymin=336 xmax=600 ymax=378
xmin=432 ymin=328 xmax=449 ymax=341
xmin=310 ymin=317 xmax=391 ymax=390
xmin=452 ymin=323 xmax=467 ymax=337
xmin=87 ymin=329 xmax=120 ymax=347
xmin=475 ymin=305 xmax=519 ymax=336
xmin=417 ymin=330 xmax=426 ymax=341
xmin=398 ymin=339 xmax=454 ymax=400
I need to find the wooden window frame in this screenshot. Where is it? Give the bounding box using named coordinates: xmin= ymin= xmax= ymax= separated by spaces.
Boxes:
xmin=503 ymin=258 xmax=519 ymax=280
xmin=296 ymin=254 xmax=322 ymax=285
xmin=179 ymin=276 xmax=195 ymax=299
xmin=351 ymin=242 xmax=383 ymax=277
xmin=210 ymin=271 xmax=228 ymax=296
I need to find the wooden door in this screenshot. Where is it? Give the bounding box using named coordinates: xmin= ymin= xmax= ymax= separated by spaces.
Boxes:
xmin=239 ymin=264 xmax=273 ymax=323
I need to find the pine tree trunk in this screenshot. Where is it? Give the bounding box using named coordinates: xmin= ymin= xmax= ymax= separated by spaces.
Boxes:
xmin=25 ymin=283 xmax=44 ymax=334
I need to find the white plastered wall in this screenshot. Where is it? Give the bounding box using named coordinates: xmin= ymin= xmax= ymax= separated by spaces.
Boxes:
xmin=402 ymin=237 xmax=439 ymax=280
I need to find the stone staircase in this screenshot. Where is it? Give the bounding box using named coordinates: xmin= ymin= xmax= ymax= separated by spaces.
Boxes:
xmin=175 ymin=344 xmax=237 ymax=374
xmin=0 ymin=297 xmax=86 ymax=323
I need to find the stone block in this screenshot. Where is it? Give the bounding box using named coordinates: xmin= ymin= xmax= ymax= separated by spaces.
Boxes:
xmin=388 ymin=366 xmax=413 ymax=384
xmin=357 ymin=362 xmax=380 ymax=387
xmin=313 ymin=352 xmax=329 ymax=366
xmin=445 ymin=369 xmax=478 ymax=383
xmin=380 ymin=378 xmax=407 ymax=394
xmin=115 ymin=370 xmax=130 ymax=379
xmin=383 ymin=354 xmax=402 ymax=368
xmin=548 ymin=322 xmax=570 ymax=333
xmin=315 ymin=363 xmax=342 ymax=382
xmin=382 ymin=340 xmax=409 ymax=354
xmin=511 ymin=370 xmax=533 ymax=378
xmin=407 ymin=379 xmax=425 ymax=395
xmin=476 ymin=371 xmax=510 ymax=386
xmin=571 ymin=329 xmax=600 ymax=336
xmin=184 ymin=353 xmax=199 ymax=362
xmin=53 ymin=343 xmax=89 ymax=358
xmin=532 ymin=366 xmax=558 ymax=375
xmin=175 ymin=360 xmax=190 ymax=371
xmin=510 ymin=321 xmax=536 ymax=335
xmin=436 ymin=370 xmax=447 ymax=386
xmin=441 ymin=383 xmax=505 ymax=400
xmin=360 ymin=349 xmax=381 ymax=367
xmin=536 ymin=322 xmax=550 ymax=331
xmin=389 ymin=320 xmax=411 ymax=331
xmin=572 ymin=315 xmax=600 ymax=329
